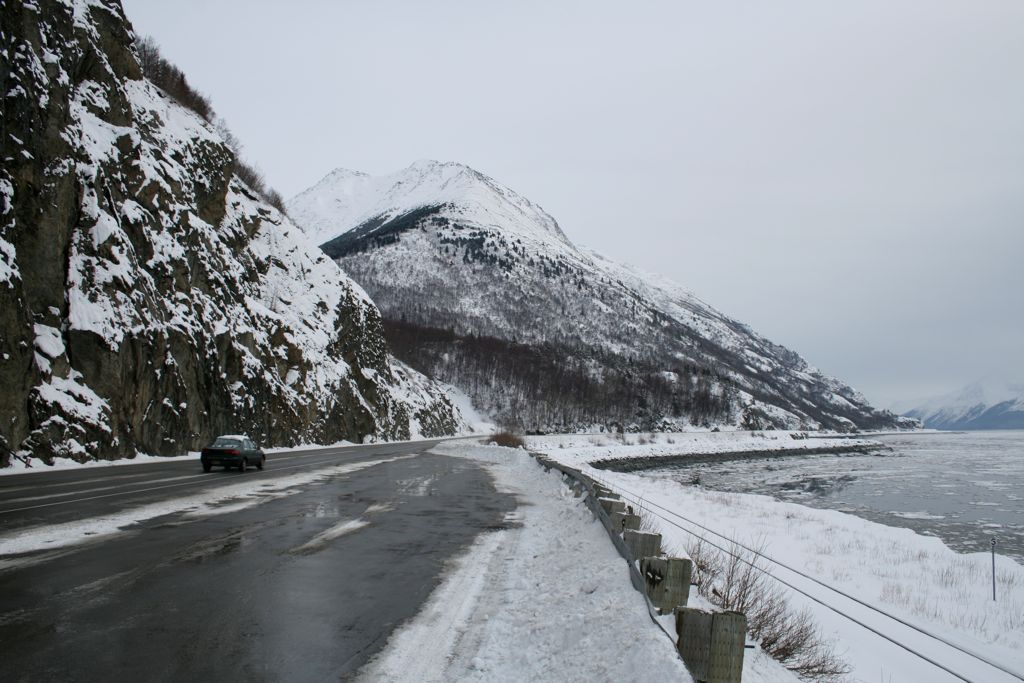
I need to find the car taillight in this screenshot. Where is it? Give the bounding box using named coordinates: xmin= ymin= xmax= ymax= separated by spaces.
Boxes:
xmin=226 ymin=449 xmax=240 ymax=456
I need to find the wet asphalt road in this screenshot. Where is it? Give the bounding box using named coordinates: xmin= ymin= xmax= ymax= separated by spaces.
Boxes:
xmin=0 ymin=441 xmax=515 ymax=682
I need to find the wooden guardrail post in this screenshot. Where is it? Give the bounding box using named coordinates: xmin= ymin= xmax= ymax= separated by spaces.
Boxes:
xmin=599 ymin=497 xmax=626 ymax=515
xmin=676 ymin=607 xmax=746 ymax=683
xmin=609 ymin=510 xmax=624 ymax=531
xmin=623 ymin=530 xmax=661 ymax=560
xmin=640 ymin=557 xmax=692 ymax=613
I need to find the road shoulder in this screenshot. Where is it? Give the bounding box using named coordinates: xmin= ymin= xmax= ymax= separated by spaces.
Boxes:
xmin=355 ymin=442 xmax=690 ymax=682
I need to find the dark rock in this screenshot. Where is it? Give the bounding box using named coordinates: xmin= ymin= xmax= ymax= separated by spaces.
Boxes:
xmin=0 ymin=0 xmax=459 ymax=467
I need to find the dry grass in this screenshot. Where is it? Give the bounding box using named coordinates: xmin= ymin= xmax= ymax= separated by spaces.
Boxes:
xmin=645 ymin=476 xmax=1024 ymax=664
xmin=485 ymin=431 xmax=526 ymax=449
xmin=687 ymin=538 xmax=850 ymax=682
xmin=637 ymin=510 xmax=661 ymax=535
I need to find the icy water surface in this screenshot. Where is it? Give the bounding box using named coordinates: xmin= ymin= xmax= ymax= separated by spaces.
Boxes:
xmin=654 ymin=431 xmax=1024 ymax=562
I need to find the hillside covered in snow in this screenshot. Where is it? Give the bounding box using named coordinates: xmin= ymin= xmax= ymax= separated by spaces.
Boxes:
xmin=0 ymin=0 xmax=461 ymax=466
xmin=289 ymin=161 xmax=914 ymax=433
xmin=897 ymin=378 xmax=1024 ymax=430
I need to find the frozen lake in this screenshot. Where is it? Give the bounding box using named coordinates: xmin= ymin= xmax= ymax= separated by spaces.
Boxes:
xmin=653 ymin=430 xmax=1024 ymax=562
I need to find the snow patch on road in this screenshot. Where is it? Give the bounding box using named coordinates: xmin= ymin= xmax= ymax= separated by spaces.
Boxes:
xmin=290 ymin=519 xmax=370 ymax=554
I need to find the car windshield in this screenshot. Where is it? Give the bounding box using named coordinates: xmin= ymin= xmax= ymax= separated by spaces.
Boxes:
xmin=211 ymin=438 xmax=242 ymax=448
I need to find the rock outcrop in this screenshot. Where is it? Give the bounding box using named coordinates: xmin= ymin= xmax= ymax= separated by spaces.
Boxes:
xmin=0 ymin=0 xmax=460 ymax=466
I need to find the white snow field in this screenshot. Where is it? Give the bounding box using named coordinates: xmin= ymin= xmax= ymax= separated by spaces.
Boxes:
xmin=533 ymin=434 xmax=1024 ymax=683
xmin=356 ymin=442 xmax=796 ymax=683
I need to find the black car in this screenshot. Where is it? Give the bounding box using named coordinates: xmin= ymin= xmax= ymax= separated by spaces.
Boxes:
xmin=200 ymin=435 xmax=265 ymax=472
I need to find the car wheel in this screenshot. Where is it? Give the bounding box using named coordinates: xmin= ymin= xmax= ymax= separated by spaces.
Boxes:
xmin=202 ymin=460 xmax=212 ymax=473
xmin=256 ymin=455 xmax=264 ymax=471
xmin=239 ymin=458 xmax=248 ymax=473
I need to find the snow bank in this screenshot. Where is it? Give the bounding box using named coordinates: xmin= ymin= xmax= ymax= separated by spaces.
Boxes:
xmin=444 ymin=384 xmax=496 ymax=435
xmin=0 ymin=451 xmax=192 ymax=475
xmin=526 ymin=430 xmax=882 ymax=469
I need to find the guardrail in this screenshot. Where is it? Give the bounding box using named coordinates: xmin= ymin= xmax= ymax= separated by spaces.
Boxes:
xmin=532 ymin=452 xmax=746 ymax=683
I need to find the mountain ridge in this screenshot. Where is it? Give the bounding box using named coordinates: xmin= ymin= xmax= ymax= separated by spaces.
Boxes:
xmin=289 ymin=160 xmax=913 ymax=433
xmin=899 ymin=377 xmax=1024 ymax=430
xmin=289 ymin=160 xmax=571 ymax=250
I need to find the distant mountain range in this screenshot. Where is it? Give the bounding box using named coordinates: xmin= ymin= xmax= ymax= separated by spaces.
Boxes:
xmin=289 ymin=160 xmax=915 ymax=433
xmin=896 ymin=378 xmax=1024 ymax=430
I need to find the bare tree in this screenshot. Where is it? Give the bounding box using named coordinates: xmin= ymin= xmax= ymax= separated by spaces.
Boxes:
xmin=133 ymin=35 xmax=288 ymax=213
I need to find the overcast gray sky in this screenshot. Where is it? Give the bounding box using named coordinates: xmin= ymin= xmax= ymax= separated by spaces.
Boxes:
xmin=123 ymin=0 xmax=1023 ymax=408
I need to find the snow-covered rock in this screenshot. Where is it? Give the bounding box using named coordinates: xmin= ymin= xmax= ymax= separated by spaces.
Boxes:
xmin=897 ymin=377 xmax=1024 ymax=430
xmin=289 ymin=160 xmax=913 ymax=433
xmin=0 ymin=0 xmax=461 ymax=466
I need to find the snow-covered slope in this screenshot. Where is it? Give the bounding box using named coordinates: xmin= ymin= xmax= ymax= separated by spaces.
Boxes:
xmin=289 ymin=161 xmax=571 ymax=250
xmin=0 ymin=0 xmax=461 ymax=466
xmin=289 ymin=161 xmax=912 ymax=432
xmin=898 ymin=377 xmax=1024 ymax=430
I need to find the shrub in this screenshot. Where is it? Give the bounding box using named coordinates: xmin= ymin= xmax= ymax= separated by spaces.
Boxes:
xmin=134 ymin=36 xmax=288 ymax=215
xmin=234 ymin=159 xmax=266 ymax=195
xmin=263 ymin=188 xmax=287 ymax=214
xmin=486 ymin=431 xmax=525 ymax=448
xmin=687 ymin=538 xmax=850 ymax=681
xmin=135 ymin=35 xmax=213 ymax=121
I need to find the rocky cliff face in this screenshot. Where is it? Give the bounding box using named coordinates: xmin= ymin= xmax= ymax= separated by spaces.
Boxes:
xmin=0 ymin=0 xmax=460 ymax=466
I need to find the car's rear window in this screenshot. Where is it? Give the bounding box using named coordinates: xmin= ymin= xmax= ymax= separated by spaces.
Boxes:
xmin=211 ymin=438 xmax=242 ymax=448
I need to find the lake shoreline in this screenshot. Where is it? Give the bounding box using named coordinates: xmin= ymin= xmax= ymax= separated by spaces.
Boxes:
xmin=590 ymin=442 xmax=885 ymax=471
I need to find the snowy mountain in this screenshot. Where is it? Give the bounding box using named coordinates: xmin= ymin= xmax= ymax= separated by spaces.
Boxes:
xmin=0 ymin=0 xmax=461 ymax=466
xmin=897 ymin=378 xmax=1024 ymax=430
xmin=290 ymin=162 xmax=571 ymax=251
xmin=289 ymin=161 xmax=914 ymax=433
